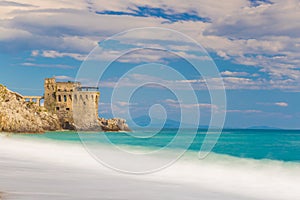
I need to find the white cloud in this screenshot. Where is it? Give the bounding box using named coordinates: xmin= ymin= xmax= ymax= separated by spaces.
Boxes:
xmin=257 ymin=101 xmax=289 ymax=107
xmin=221 ymin=71 xmax=249 ymax=77
xmin=99 ymin=101 xmax=137 ymax=115
xmin=0 ymin=1 xmax=36 ymax=7
xmin=115 ymin=101 xmax=137 ymax=107
xmin=54 ymin=75 xmax=74 ymax=81
xmin=100 ymin=73 xmax=210 ymax=92
xmin=99 ymin=73 xmax=296 ymax=91
xmin=227 ymin=109 xmax=262 ymax=113
xmin=41 ymin=50 xmax=87 ymax=61
xmin=0 ymin=27 xmax=31 ymax=40
xmin=31 ymin=50 xmax=39 ymax=56
xmin=163 ymin=99 xmax=218 ymax=113
xmin=275 ymin=102 xmax=288 ymax=107
xmin=21 ymin=62 xmax=74 ymax=69
xmin=0 ymin=0 xmax=300 ymax=90
xmin=164 ymin=99 xmax=180 ymax=104
xmin=205 ymin=1 xmax=300 ymax=39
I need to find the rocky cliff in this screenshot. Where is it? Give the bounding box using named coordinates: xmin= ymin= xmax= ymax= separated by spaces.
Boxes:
xmin=0 ymin=84 xmax=61 ymax=133
xmin=0 ymin=85 xmax=130 ymax=133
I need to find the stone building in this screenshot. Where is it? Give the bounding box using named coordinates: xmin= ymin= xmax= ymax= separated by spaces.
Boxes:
xmin=44 ymin=78 xmax=100 ymax=129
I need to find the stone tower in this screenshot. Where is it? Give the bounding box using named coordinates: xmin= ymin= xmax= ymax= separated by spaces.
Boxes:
xmin=44 ymin=78 xmax=57 ymax=112
xmin=43 ymin=78 xmax=100 ymax=130
xmin=72 ymin=87 xmax=100 ymax=130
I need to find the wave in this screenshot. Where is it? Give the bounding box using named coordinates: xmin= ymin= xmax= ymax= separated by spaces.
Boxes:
xmin=150 ymin=151 xmax=300 ymax=200
xmin=1 ymin=134 xmax=300 ymax=199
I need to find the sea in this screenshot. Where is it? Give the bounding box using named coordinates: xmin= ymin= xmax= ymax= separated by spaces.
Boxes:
xmin=2 ymin=129 xmax=300 ymax=199
xmin=13 ymin=128 xmax=300 ymax=162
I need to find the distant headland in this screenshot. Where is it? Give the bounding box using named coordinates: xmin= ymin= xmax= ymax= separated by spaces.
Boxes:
xmin=0 ymin=78 xmax=130 ymax=133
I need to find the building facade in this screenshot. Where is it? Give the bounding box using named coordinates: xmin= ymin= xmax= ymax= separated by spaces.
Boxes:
xmin=44 ymin=78 xmax=100 ymax=129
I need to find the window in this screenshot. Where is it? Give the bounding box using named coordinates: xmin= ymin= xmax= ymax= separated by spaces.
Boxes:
xmin=58 ymin=89 xmax=61 ymax=91
xmin=66 ymin=108 xmax=70 ymax=111
xmin=69 ymin=95 xmax=72 ymax=101
xmin=64 ymin=95 xmax=67 ymax=102
xmin=56 ymin=107 xmax=60 ymax=111
xmin=58 ymin=95 xmax=61 ymax=102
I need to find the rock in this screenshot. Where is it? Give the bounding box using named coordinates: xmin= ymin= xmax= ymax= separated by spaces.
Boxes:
xmin=72 ymin=117 xmax=131 ymax=132
xmin=0 ymin=84 xmax=131 ymax=133
xmin=0 ymin=84 xmax=61 ymax=133
xmin=99 ymin=118 xmax=131 ymax=132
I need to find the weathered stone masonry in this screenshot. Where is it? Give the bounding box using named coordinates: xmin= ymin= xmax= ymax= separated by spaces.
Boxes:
xmin=43 ymin=78 xmax=100 ymax=130
xmin=2 ymin=78 xmax=130 ymax=132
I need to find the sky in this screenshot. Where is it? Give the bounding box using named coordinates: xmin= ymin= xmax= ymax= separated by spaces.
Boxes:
xmin=0 ymin=0 xmax=300 ymax=129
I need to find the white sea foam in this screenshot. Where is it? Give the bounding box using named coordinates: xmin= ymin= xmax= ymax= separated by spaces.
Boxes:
xmin=0 ymin=135 xmax=299 ymax=200
xmin=150 ymin=152 xmax=300 ymax=200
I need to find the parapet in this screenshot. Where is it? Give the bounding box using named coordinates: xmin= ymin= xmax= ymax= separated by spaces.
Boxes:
xmin=75 ymin=87 xmax=99 ymax=92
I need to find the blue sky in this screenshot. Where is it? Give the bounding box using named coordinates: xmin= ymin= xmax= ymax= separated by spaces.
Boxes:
xmin=0 ymin=0 xmax=300 ymax=129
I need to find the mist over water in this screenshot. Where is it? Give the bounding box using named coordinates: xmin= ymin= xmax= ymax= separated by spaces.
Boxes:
xmin=1 ymin=129 xmax=300 ymax=199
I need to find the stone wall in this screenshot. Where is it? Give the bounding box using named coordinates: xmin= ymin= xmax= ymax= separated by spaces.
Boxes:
xmin=44 ymin=78 xmax=57 ymax=112
xmin=72 ymin=91 xmax=101 ymax=130
xmin=44 ymin=78 xmax=81 ymax=129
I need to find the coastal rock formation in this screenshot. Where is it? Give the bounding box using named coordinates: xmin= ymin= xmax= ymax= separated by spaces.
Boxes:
xmin=73 ymin=118 xmax=131 ymax=132
xmin=0 ymin=85 xmax=61 ymax=133
xmin=0 ymin=84 xmax=131 ymax=133
xmin=99 ymin=118 xmax=131 ymax=132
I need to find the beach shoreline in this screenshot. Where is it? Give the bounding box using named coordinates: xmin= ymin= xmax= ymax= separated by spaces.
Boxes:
xmin=0 ymin=137 xmax=233 ymax=200
xmin=1 ymin=135 xmax=300 ymax=200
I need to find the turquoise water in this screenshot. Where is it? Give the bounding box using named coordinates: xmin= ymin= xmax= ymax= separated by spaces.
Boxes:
xmin=19 ymin=129 xmax=300 ymax=162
